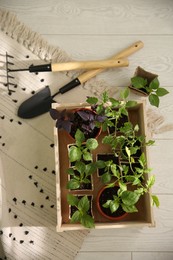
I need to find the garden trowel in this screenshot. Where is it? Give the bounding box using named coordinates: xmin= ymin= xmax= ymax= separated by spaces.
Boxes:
xmin=17 ymin=41 xmax=144 ymax=119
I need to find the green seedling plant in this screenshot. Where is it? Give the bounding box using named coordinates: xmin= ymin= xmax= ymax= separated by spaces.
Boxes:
xmin=67 ymin=161 xmax=96 ymax=190
xmin=67 ymin=194 xmax=95 ymax=228
xmin=131 ymin=76 xmax=169 ymax=107
xmin=87 ymin=89 xmax=137 ymax=134
xmin=96 ymin=159 xmax=121 ymax=184
xmin=68 ymin=129 xmax=98 ymax=163
xmin=103 ymin=148 xmax=160 ymax=214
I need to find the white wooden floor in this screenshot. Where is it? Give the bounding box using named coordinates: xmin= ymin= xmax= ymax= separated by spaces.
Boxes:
xmin=1 ymin=1 xmax=173 ymax=259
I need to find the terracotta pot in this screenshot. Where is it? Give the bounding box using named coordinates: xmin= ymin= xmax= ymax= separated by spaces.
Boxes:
xmin=96 ymin=185 xmax=128 ymax=221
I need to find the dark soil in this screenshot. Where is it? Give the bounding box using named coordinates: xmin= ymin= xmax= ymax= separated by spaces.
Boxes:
xmin=99 ymin=186 xmax=126 ymax=218
xmin=108 ymin=114 xmax=129 ymax=134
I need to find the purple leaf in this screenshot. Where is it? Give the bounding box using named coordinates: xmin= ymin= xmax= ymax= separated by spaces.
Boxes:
xmin=50 ymin=109 xmax=60 ymax=120
xmin=77 ymin=110 xmax=90 ymax=121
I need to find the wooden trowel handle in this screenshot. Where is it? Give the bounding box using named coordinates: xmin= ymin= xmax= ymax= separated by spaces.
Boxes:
xmin=78 ymin=41 xmax=144 ymax=83
xmin=51 ymin=58 xmax=129 ymax=71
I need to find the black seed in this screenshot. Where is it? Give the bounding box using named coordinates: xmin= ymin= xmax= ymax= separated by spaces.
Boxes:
xmin=31 ymin=91 xmax=35 ymax=95
xmin=31 ymin=202 xmax=35 ymax=206
xmin=52 ymin=170 xmax=55 ymax=175
xmin=29 ymin=240 xmax=34 ymax=244
xmin=18 ymin=121 xmax=22 ymax=125
xmin=19 ymin=223 xmax=23 ymax=227
xmin=29 ymin=175 xmax=32 ymax=179
xmin=50 ymin=143 xmax=54 ymax=148
xmin=13 ymin=237 xmax=16 ymax=241
xmin=9 ymin=233 xmax=12 ymax=237
xmin=45 ymin=196 xmax=49 ymax=200
xmin=34 ymin=166 xmax=38 ymax=169
xmin=26 ymin=55 xmax=30 ymax=58
xmin=22 ymin=88 xmax=26 ymax=91
xmin=22 ymin=200 xmax=26 ymax=205
xmin=40 ymin=205 xmax=44 ymax=208
xmin=20 ymin=240 xmax=24 ymax=244
xmin=2 ymin=143 xmax=5 ymax=146
xmin=43 ymin=167 xmax=47 ymax=172
xmin=10 ymin=119 xmax=13 ymax=122
xmin=12 ymin=99 xmax=18 ymax=103
xmin=13 ymin=197 xmax=17 ymax=204
xmin=40 ymin=79 xmax=44 ymax=82
xmin=1 ymin=116 xmax=5 ymax=119
xmin=24 ymin=231 xmax=29 ymax=235
xmin=14 ymin=215 xmax=17 ymax=219
xmin=34 ymin=182 xmax=38 ymax=187
xmin=0 ymin=230 xmax=3 ymax=235
xmin=50 ymin=205 xmax=54 ymax=208
xmin=8 ymin=208 xmax=11 ymax=213
xmin=40 ymin=189 xmax=44 ymax=193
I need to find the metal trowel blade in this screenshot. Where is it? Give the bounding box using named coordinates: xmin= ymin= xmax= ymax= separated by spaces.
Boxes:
xmin=17 ymin=86 xmax=55 ymax=119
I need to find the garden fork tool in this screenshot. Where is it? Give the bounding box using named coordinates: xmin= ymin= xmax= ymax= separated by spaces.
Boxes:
xmin=17 ymin=41 xmax=144 ymax=119
xmin=0 ymin=52 xmax=17 ymax=95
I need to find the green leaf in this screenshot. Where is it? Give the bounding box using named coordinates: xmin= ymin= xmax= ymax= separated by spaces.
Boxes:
xmin=71 ymin=210 xmax=81 ymax=223
xmin=149 ymin=94 xmax=160 ymax=107
xmin=139 ymin=153 xmax=146 ymax=167
xmin=121 ymin=190 xmax=140 ymax=206
xmin=67 ymin=194 xmax=79 ymax=206
xmin=125 ymin=146 xmax=131 ymax=158
xmin=111 ymin=164 xmax=119 ymax=178
xmin=146 ymin=139 xmax=155 ymax=146
xmin=110 ymin=200 xmax=119 ymax=213
xmin=131 ymin=76 xmax=147 ymax=89
xmin=119 ymin=181 xmax=127 ymax=192
xmin=69 ymin=146 xmax=82 ymax=162
xmin=109 ymin=98 xmax=120 ymax=108
xmin=101 ymin=173 xmax=112 ymax=184
xmin=83 ymin=151 xmax=93 ymax=161
xmin=103 ymin=200 xmax=112 ymax=208
xmin=75 ymin=129 xmax=85 ymax=145
xmin=67 ymin=168 xmax=75 ymax=175
xmin=147 ymin=175 xmax=155 ymax=188
xmin=102 ymin=91 xmax=109 ymax=103
xmin=81 ymin=214 xmax=95 ymax=228
xmin=152 ymin=195 xmax=160 ymax=207
xmin=67 ymin=179 xmax=80 ymax=190
xmin=78 ymin=195 xmax=90 ymax=212
xmin=75 ymin=161 xmax=86 ymax=174
xmin=149 ymin=77 xmax=159 ymax=90
xmin=86 ymin=138 xmax=98 ymax=150
xmin=156 ymin=87 xmax=169 ymax=97
xmin=95 ymin=160 xmax=106 ymax=169
xmin=126 ymin=100 xmax=138 ymax=108
xmin=85 ymin=163 xmax=97 ymax=175
xmin=120 ymin=88 xmax=129 ymax=99
xmin=122 ymin=203 xmax=138 ymax=213
xmin=86 ymin=97 xmax=98 ymax=104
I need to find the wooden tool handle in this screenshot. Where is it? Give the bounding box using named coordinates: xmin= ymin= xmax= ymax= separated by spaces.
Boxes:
xmin=78 ymin=41 xmax=144 ymax=83
xmin=51 ymin=58 xmax=129 ymax=72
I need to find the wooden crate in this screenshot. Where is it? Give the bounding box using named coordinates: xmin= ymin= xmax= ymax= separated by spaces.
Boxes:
xmin=52 ymin=101 xmax=155 ymax=232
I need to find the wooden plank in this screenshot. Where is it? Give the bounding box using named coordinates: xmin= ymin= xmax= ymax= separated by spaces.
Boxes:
xmin=75 ymin=252 xmax=131 ymax=260
xmin=1 ymin=0 xmax=173 ymax=35
xmin=78 ymin=195 xmax=173 ymax=252
xmin=148 ymin=140 xmax=173 ymax=194
xmin=133 ymin=252 xmax=173 ymax=260
xmin=46 ymin=35 xmax=173 ymax=88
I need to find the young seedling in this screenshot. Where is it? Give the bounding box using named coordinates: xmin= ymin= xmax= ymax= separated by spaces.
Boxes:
xmin=68 ymin=129 xmax=98 ymax=163
xmin=67 ymin=194 xmax=95 ymax=228
xmin=131 ymin=76 xmax=169 ymax=107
